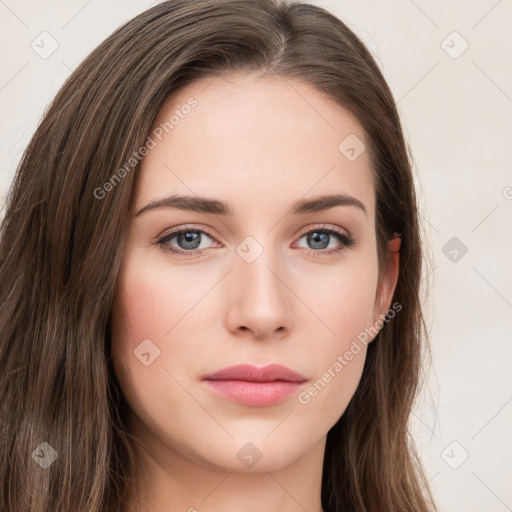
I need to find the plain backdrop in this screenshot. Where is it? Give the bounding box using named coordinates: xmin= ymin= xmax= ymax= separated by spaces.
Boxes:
xmin=1 ymin=1 xmax=511 ymax=511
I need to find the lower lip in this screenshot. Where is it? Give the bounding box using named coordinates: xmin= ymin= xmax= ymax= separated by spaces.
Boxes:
xmin=202 ymin=379 xmax=303 ymax=406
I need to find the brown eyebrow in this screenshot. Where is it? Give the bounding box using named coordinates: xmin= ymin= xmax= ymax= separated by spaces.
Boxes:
xmin=135 ymin=193 xmax=367 ymax=218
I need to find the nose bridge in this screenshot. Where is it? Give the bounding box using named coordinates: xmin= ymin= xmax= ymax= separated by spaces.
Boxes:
xmin=236 ymin=234 xmax=287 ymax=303
xmin=227 ymin=233 xmax=292 ymax=335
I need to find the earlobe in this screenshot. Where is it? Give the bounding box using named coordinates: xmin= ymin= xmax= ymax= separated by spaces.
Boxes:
xmin=388 ymin=232 xmax=401 ymax=255
xmin=371 ymin=232 xmax=401 ymax=334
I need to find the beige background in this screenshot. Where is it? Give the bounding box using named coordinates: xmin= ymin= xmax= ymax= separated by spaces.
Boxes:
xmin=1 ymin=1 xmax=511 ymax=510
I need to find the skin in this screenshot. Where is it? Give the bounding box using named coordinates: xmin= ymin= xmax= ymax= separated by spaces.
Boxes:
xmin=111 ymin=72 xmax=400 ymax=512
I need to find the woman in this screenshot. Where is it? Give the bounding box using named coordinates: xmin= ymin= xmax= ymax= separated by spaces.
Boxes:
xmin=0 ymin=0 xmax=437 ymax=510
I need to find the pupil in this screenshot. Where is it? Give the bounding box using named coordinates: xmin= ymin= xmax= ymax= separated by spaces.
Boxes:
xmin=309 ymin=232 xmax=328 ymax=250
xmin=179 ymin=231 xmax=201 ymax=250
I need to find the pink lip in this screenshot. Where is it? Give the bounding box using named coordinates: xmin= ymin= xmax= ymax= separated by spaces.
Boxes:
xmin=201 ymin=364 xmax=307 ymax=407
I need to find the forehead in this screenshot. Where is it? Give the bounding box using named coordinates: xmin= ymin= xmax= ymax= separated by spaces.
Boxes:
xmin=135 ymin=73 xmax=375 ymax=222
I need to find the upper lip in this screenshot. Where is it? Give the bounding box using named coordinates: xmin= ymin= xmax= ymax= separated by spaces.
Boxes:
xmin=201 ymin=364 xmax=307 ymax=383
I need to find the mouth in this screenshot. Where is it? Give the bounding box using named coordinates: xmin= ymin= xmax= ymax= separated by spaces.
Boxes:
xmin=201 ymin=364 xmax=307 ymax=407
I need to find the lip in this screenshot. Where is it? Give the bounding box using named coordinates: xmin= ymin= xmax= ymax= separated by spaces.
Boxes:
xmin=201 ymin=364 xmax=307 ymax=407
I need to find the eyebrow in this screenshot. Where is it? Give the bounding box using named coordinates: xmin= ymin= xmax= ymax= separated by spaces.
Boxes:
xmin=135 ymin=193 xmax=367 ymax=218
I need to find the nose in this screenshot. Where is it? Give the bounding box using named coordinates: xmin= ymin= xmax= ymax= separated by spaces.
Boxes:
xmin=224 ymin=247 xmax=293 ymax=340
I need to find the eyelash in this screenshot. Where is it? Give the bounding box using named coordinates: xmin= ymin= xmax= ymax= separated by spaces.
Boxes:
xmin=154 ymin=224 xmax=356 ymax=258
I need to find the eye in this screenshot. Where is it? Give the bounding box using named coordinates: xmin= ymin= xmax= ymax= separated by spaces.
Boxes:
xmin=154 ymin=224 xmax=355 ymax=257
xmin=294 ymin=224 xmax=355 ymax=257
xmin=155 ymin=225 xmax=219 ymax=256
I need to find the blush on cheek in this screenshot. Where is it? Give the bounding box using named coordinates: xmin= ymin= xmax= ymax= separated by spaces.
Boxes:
xmin=113 ymin=260 xmax=161 ymax=336
xmin=111 ymin=278 xmax=150 ymax=373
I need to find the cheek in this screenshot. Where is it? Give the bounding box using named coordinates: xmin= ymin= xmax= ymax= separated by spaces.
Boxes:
xmin=112 ymin=250 xmax=194 ymax=352
xmin=300 ymin=255 xmax=379 ymax=347
xmin=110 ymin=256 xmax=190 ymax=438
xmin=111 ymin=250 xmax=214 ymax=396
xmin=295 ymin=258 xmax=378 ymax=417
xmin=111 ymin=254 xmax=174 ymax=380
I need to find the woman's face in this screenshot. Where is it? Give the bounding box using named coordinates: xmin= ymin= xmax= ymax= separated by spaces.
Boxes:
xmin=111 ymin=73 xmax=398 ymax=474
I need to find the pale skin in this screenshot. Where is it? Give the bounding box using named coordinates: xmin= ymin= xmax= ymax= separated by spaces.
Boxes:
xmin=111 ymin=72 xmax=400 ymax=512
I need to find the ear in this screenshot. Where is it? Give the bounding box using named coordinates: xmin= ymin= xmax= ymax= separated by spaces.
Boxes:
xmin=371 ymin=232 xmax=401 ymax=335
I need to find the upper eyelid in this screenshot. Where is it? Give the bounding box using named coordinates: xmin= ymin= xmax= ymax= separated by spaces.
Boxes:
xmin=298 ymin=223 xmax=351 ymax=237
xmin=160 ymin=223 xmax=352 ymax=239
xmin=158 ymin=223 xmax=351 ymax=242
xmin=157 ymin=224 xmax=217 ymax=242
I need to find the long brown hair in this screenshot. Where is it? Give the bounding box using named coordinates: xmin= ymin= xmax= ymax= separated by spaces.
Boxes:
xmin=0 ymin=0 xmax=436 ymax=510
